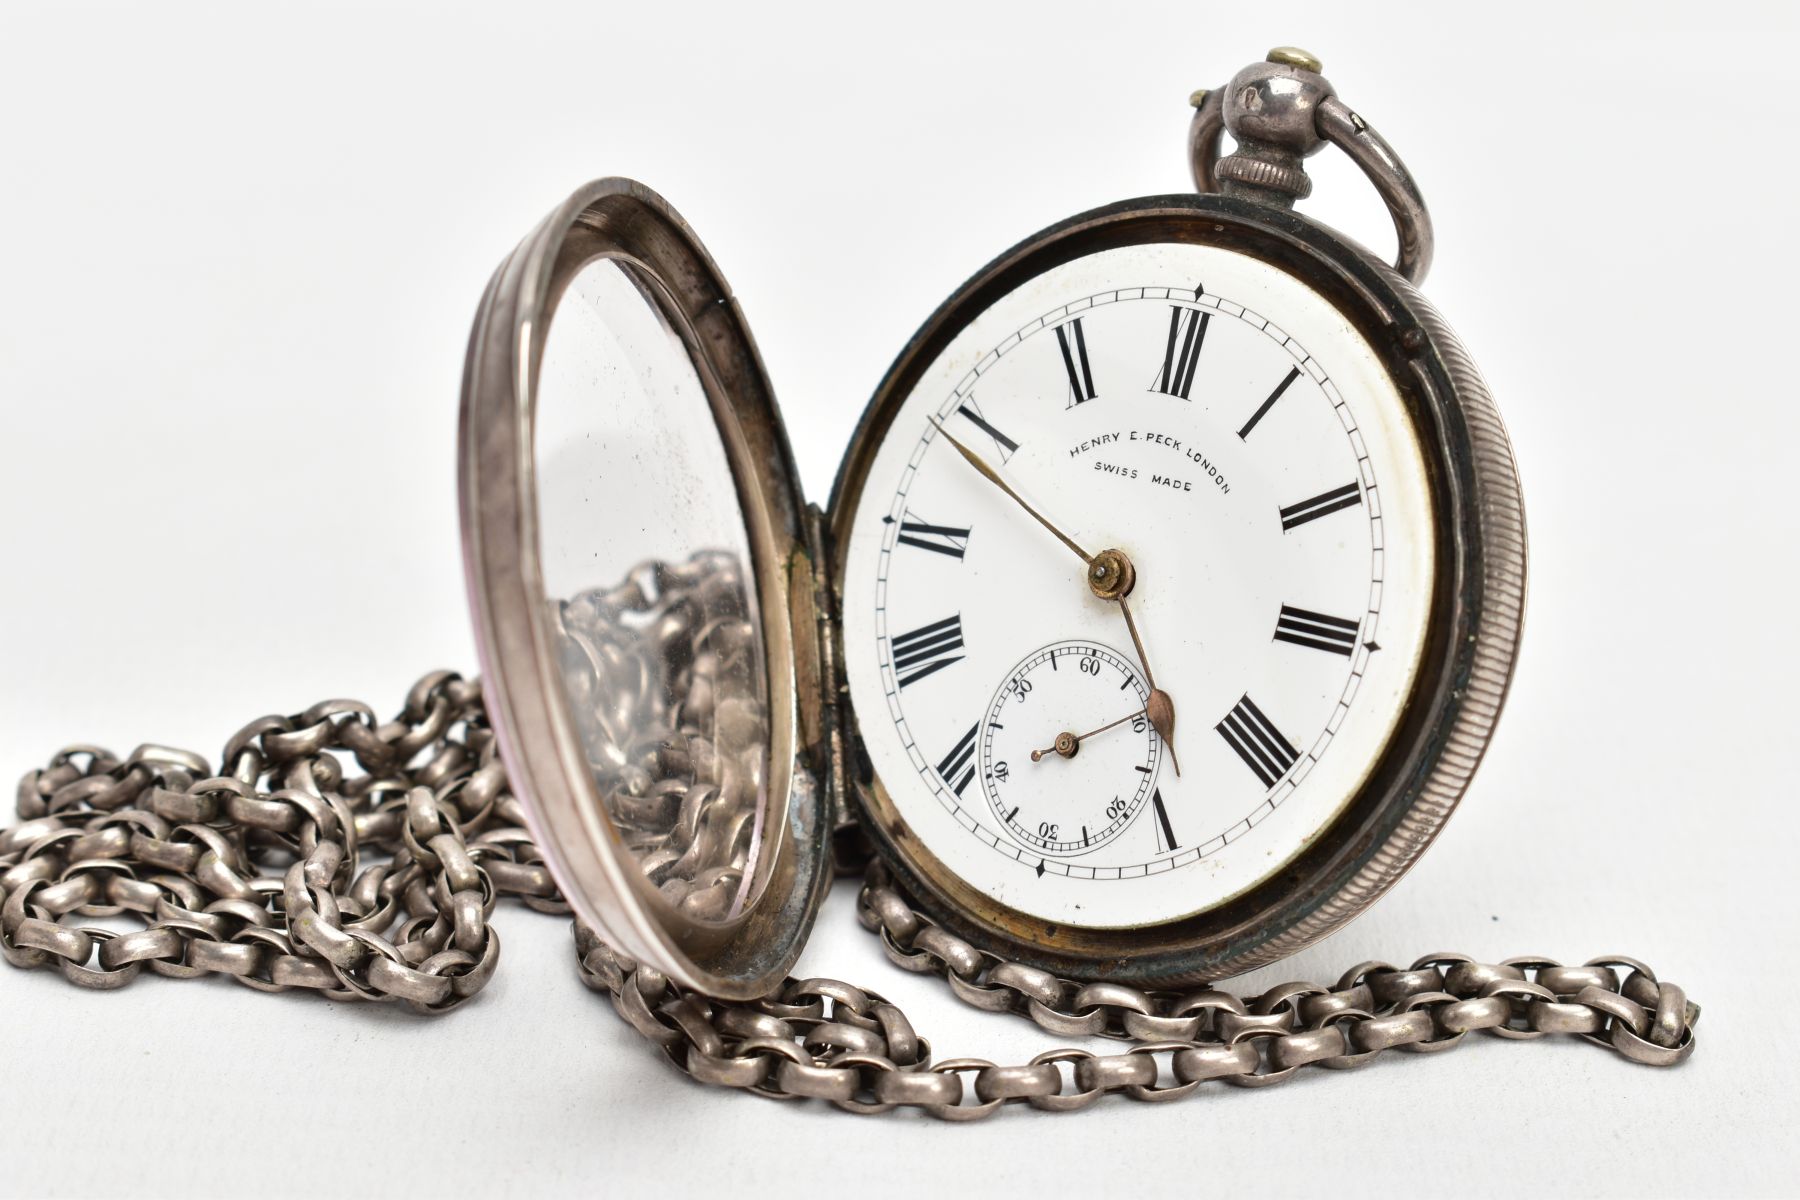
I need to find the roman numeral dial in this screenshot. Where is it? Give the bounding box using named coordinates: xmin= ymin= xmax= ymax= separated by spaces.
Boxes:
xmin=1151 ymin=787 xmax=1178 ymax=851
xmin=937 ymin=723 xmax=979 ymax=796
xmin=1153 ymin=306 xmax=1208 ymax=399
xmin=890 ymin=614 xmax=965 ymax=689
xmin=1280 ymin=482 xmax=1362 ymax=530
xmin=1055 ymin=317 xmax=1097 ymax=405
xmin=894 ymin=512 xmax=971 ymax=559
xmin=1274 ymin=605 xmax=1361 ymax=656
xmin=1216 ymin=695 xmax=1300 ymax=790
xmin=1238 ymin=365 xmax=1301 ymax=439
xmin=956 ymin=401 xmax=1019 ymax=461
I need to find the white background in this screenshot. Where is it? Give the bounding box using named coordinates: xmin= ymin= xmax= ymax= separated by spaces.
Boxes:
xmin=1 ymin=2 xmax=1794 ymax=1196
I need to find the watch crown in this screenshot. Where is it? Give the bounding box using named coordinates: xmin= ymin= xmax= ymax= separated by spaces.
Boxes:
xmin=1210 ymin=52 xmax=1333 ymax=209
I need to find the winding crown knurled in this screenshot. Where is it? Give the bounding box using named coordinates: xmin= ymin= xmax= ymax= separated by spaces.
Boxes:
xmin=1215 ymin=154 xmax=1314 ymax=199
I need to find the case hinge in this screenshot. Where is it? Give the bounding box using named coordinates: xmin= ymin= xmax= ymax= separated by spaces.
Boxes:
xmin=802 ymin=502 xmax=870 ymax=871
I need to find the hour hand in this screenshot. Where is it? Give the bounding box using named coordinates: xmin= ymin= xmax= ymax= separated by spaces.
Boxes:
xmin=1119 ymin=595 xmax=1181 ymax=776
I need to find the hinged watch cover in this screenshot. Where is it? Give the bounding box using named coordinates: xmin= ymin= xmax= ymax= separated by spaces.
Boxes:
xmin=459 ymin=179 xmax=833 ymax=1000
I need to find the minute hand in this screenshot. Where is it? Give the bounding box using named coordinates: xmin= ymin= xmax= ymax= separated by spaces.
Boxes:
xmin=930 ymin=413 xmax=1180 ymax=774
xmin=928 ymin=416 xmax=1093 ymax=565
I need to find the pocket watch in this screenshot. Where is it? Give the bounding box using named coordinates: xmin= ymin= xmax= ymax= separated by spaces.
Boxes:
xmin=2 ymin=50 xmax=1698 ymax=1114
xmin=462 ymin=46 xmax=1519 ymax=995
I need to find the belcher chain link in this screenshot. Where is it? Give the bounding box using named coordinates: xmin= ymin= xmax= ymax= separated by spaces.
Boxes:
xmin=0 ymin=672 xmax=1699 ymax=1118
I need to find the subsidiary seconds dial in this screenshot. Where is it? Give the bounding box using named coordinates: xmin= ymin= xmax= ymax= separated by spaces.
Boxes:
xmin=980 ymin=641 xmax=1162 ymax=857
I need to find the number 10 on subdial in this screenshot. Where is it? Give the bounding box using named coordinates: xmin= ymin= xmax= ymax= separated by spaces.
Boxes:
xmin=978 ymin=641 xmax=1165 ymax=857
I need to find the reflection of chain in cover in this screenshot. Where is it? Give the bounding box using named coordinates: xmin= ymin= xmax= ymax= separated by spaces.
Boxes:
xmin=549 ymin=550 xmax=767 ymax=921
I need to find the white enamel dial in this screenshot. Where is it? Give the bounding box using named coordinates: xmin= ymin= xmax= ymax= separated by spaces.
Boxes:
xmin=842 ymin=240 xmax=1437 ymax=930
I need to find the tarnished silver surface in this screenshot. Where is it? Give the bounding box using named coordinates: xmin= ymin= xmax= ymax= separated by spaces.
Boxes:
xmin=0 ymin=672 xmax=1698 ymax=1116
xmin=459 ymin=176 xmax=831 ymax=1000
xmin=0 ymin=673 xmax=542 ymax=1009
xmin=1189 ymin=48 xmax=1434 ymax=283
xmin=578 ymin=877 xmax=1701 ymax=1115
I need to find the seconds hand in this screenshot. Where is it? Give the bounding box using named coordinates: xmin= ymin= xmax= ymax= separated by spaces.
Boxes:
xmin=1030 ymin=707 xmax=1145 ymax=762
xmin=929 ymin=414 xmax=1182 ymax=775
